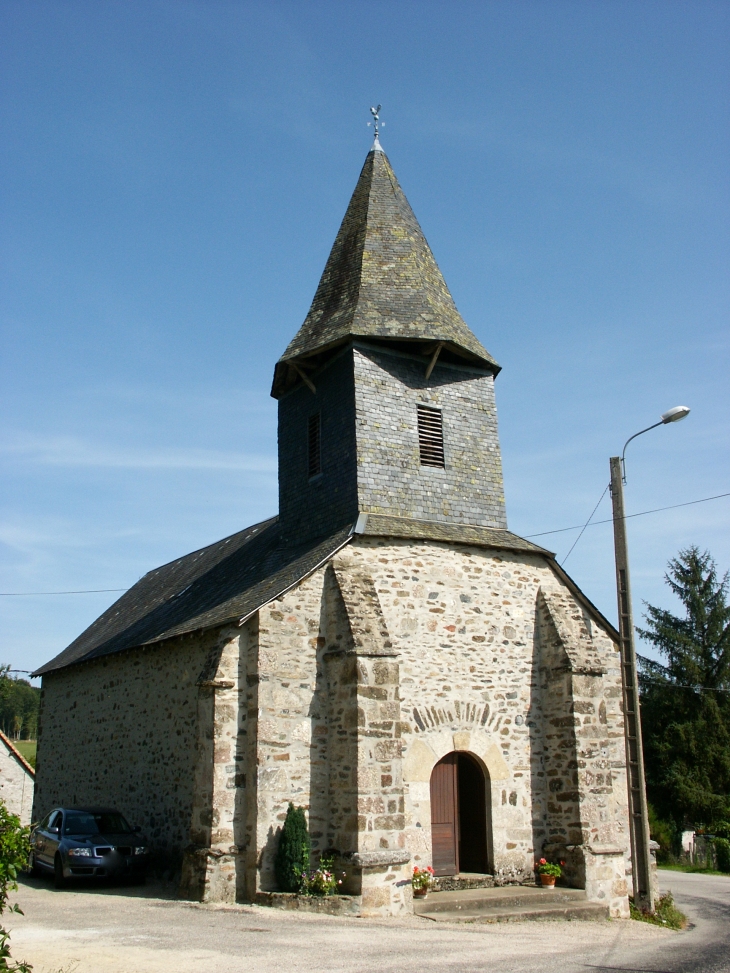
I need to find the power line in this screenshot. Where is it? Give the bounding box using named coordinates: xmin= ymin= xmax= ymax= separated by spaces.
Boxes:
xmin=561 ymin=483 xmax=609 ymax=565
xmin=639 ymin=677 xmax=730 ymax=696
xmin=0 ymin=588 xmax=128 ymax=597
xmin=525 ymin=491 xmax=730 ymax=539
xmin=0 ymin=490 xmax=726 ymax=596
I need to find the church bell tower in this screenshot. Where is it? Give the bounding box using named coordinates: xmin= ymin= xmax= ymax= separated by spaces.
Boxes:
xmin=272 ymin=137 xmax=507 ymax=544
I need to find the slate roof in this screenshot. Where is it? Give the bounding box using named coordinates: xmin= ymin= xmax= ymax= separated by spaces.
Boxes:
xmin=34 ymin=510 xmax=620 ymax=677
xmin=33 ymin=518 xmax=353 ymax=677
xmin=357 ymin=513 xmax=553 ymax=557
xmin=272 ymin=144 xmax=499 ymax=397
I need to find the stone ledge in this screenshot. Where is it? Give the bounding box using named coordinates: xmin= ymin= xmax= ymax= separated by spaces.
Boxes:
xmin=587 ymin=844 xmax=625 ymax=856
xmin=346 ymin=850 xmax=411 ymax=868
xmin=255 ymin=891 xmax=361 ymax=916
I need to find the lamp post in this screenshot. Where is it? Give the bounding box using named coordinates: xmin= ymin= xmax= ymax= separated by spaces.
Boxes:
xmin=609 ymin=405 xmax=690 ymax=912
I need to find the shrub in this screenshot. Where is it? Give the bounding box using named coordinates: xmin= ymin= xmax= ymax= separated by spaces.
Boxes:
xmin=630 ymin=891 xmax=687 ymax=929
xmin=299 ymin=853 xmax=344 ymax=897
xmin=714 ymin=838 xmax=730 ymax=873
xmin=0 ymin=799 xmax=32 ymax=971
xmin=274 ymin=804 xmax=310 ymax=893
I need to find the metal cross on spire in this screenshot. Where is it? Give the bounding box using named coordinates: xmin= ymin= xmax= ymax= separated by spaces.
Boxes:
xmin=368 ymin=104 xmax=384 ymax=149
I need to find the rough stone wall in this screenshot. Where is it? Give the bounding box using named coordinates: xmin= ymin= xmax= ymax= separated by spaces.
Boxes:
xmin=345 ymin=537 xmax=629 ymax=915
xmin=253 ymin=571 xmax=328 ymax=892
xmin=536 ymin=589 xmax=629 ymax=916
xmin=180 ymin=624 xmax=249 ymax=903
xmin=33 ymin=535 xmax=629 ymax=917
xmin=353 ymin=346 xmax=507 ymax=529
xmin=0 ymin=740 xmax=34 ymax=824
xmin=237 ymin=536 xmax=628 ymax=917
xmin=33 ymin=631 xmax=224 ymax=873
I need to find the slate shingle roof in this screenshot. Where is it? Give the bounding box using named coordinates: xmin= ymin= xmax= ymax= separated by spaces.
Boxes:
xmin=34 ymin=509 xmax=620 ymax=676
xmin=358 ymin=513 xmax=552 ymax=557
xmin=33 ymin=510 xmax=552 ymax=677
xmin=33 ymin=518 xmax=353 ymax=677
xmin=272 ymin=145 xmax=499 ymax=397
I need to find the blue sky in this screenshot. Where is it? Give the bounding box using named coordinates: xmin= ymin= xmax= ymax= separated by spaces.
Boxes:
xmin=1 ymin=0 xmax=728 ymax=678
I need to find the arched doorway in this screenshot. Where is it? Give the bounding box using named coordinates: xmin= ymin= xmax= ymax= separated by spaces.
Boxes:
xmin=430 ymin=752 xmax=490 ymax=876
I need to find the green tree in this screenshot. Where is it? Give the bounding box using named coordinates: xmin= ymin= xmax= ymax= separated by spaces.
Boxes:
xmin=0 ymin=799 xmax=32 ymax=971
xmin=274 ymin=804 xmax=310 ymax=893
xmin=638 ymin=547 xmax=730 ymax=832
xmin=0 ymin=670 xmax=39 ymax=742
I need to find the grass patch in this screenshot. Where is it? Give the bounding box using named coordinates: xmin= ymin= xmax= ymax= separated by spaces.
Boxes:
xmin=13 ymin=740 xmax=36 ymax=768
xmin=658 ymin=863 xmax=728 ymax=876
xmin=630 ymin=892 xmax=687 ymax=930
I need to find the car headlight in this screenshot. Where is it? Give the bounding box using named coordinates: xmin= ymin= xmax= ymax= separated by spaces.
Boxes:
xmin=134 ymin=846 xmax=147 ymax=856
xmin=67 ymin=847 xmax=92 ymax=857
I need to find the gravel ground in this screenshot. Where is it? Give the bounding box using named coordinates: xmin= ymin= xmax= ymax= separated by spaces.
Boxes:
xmin=6 ymin=869 xmax=728 ymax=973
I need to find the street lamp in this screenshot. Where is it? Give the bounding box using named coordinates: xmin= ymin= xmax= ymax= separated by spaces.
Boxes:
xmin=609 ymin=405 xmax=690 ymax=912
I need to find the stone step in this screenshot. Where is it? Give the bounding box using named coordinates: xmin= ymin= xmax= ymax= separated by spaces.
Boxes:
xmin=431 ymin=872 xmax=495 ymax=893
xmin=414 ymin=885 xmax=609 ymax=923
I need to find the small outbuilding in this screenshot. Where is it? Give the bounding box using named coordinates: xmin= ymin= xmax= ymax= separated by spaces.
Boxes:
xmin=0 ymin=731 xmax=35 ymax=825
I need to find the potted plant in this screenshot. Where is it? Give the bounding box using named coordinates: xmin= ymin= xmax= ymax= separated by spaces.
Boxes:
xmin=535 ymin=858 xmax=564 ymax=888
xmin=412 ymin=865 xmax=435 ymax=898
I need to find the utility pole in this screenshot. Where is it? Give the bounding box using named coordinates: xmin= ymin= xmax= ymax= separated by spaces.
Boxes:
xmin=610 ymin=456 xmax=654 ymax=912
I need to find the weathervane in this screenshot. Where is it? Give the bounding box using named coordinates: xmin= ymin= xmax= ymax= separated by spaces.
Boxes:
xmin=367 ymin=104 xmax=384 ymax=147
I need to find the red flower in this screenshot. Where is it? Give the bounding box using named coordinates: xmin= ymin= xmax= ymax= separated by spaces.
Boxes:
xmin=539 ymin=858 xmax=547 ymax=865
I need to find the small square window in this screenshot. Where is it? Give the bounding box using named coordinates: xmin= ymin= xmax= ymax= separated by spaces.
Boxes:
xmin=417 ymin=405 xmax=445 ymax=468
xmin=308 ymin=413 xmax=321 ymax=478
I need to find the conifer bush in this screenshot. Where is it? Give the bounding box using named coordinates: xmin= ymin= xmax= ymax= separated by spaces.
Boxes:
xmin=274 ymin=804 xmax=310 ymax=893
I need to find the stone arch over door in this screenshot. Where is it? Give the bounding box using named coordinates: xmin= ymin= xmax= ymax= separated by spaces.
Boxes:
xmin=430 ymin=751 xmax=490 ymax=876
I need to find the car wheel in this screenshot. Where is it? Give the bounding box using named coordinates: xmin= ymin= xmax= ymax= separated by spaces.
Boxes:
xmin=54 ymin=855 xmax=66 ymax=889
xmin=27 ymin=851 xmax=41 ymax=878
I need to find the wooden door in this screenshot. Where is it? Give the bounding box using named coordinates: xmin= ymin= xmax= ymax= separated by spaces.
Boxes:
xmin=430 ymin=753 xmax=459 ymax=875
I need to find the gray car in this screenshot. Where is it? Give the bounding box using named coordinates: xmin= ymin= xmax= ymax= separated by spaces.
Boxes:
xmin=29 ymin=807 xmax=150 ymax=887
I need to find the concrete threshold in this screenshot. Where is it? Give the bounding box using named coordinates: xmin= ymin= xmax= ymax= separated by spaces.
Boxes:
xmin=415 ymin=885 xmax=609 ymax=923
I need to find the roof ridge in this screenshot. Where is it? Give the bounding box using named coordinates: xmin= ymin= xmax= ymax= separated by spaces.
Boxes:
xmin=0 ymin=729 xmax=35 ymax=777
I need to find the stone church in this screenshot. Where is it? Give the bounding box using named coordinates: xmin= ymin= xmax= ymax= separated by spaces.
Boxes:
xmin=33 ymin=135 xmax=631 ymax=918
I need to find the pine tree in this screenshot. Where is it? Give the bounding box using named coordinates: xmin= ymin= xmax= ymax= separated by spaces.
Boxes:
xmin=274 ymin=804 xmax=310 ymax=892
xmin=638 ymin=547 xmax=730 ymax=830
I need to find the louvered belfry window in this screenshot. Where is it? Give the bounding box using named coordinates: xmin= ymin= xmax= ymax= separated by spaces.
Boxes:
xmin=308 ymin=412 xmax=321 ymax=478
xmin=417 ymin=405 xmax=445 ymax=468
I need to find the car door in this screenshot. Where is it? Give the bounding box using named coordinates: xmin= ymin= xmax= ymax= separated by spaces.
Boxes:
xmin=37 ymin=810 xmax=63 ymax=866
xmin=32 ymin=812 xmax=52 ymax=865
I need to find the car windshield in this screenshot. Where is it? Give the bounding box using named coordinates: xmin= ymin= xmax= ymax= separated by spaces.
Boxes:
xmin=63 ymin=811 xmax=132 ymax=836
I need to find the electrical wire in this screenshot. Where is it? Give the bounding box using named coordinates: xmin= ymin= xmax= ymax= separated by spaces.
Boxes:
xmin=561 ymin=483 xmax=609 ymax=565
xmin=525 ymin=491 xmax=730 ymax=539
xmin=0 ymin=588 xmax=129 ymax=597
xmin=0 ymin=490 xmax=727 ymax=596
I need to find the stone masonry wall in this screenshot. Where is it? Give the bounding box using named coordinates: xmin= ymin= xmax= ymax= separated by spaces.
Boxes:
xmin=346 ymin=537 xmax=630 ymax=915
xmin=353 ymin=346 xmax=507 ymax=529
xmin=0 ymin=740 xmax=34 ymax=824
xmin=33 ymin=631 xmax=224 ymax=873
xmin=238 ymin=535 xmax=629 ymax=916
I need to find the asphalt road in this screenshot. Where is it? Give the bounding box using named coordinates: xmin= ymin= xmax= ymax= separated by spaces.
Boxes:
xmin=7 ymin=869 xmax=729 ymax=973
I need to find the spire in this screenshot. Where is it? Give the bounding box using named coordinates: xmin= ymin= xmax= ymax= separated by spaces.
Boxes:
xmin=272 ymin=145 xmax=499 ymax=397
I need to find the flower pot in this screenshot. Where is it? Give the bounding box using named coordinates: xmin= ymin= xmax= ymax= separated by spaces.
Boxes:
xmin=413 ymin=888 xmax=429 ymax=899
xmin=540 ymin=874 xmax=557 ymax=888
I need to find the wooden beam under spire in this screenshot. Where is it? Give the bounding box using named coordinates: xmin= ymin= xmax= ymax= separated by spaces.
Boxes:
xmin=425 ymin=342 xmax=444 ymax=380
